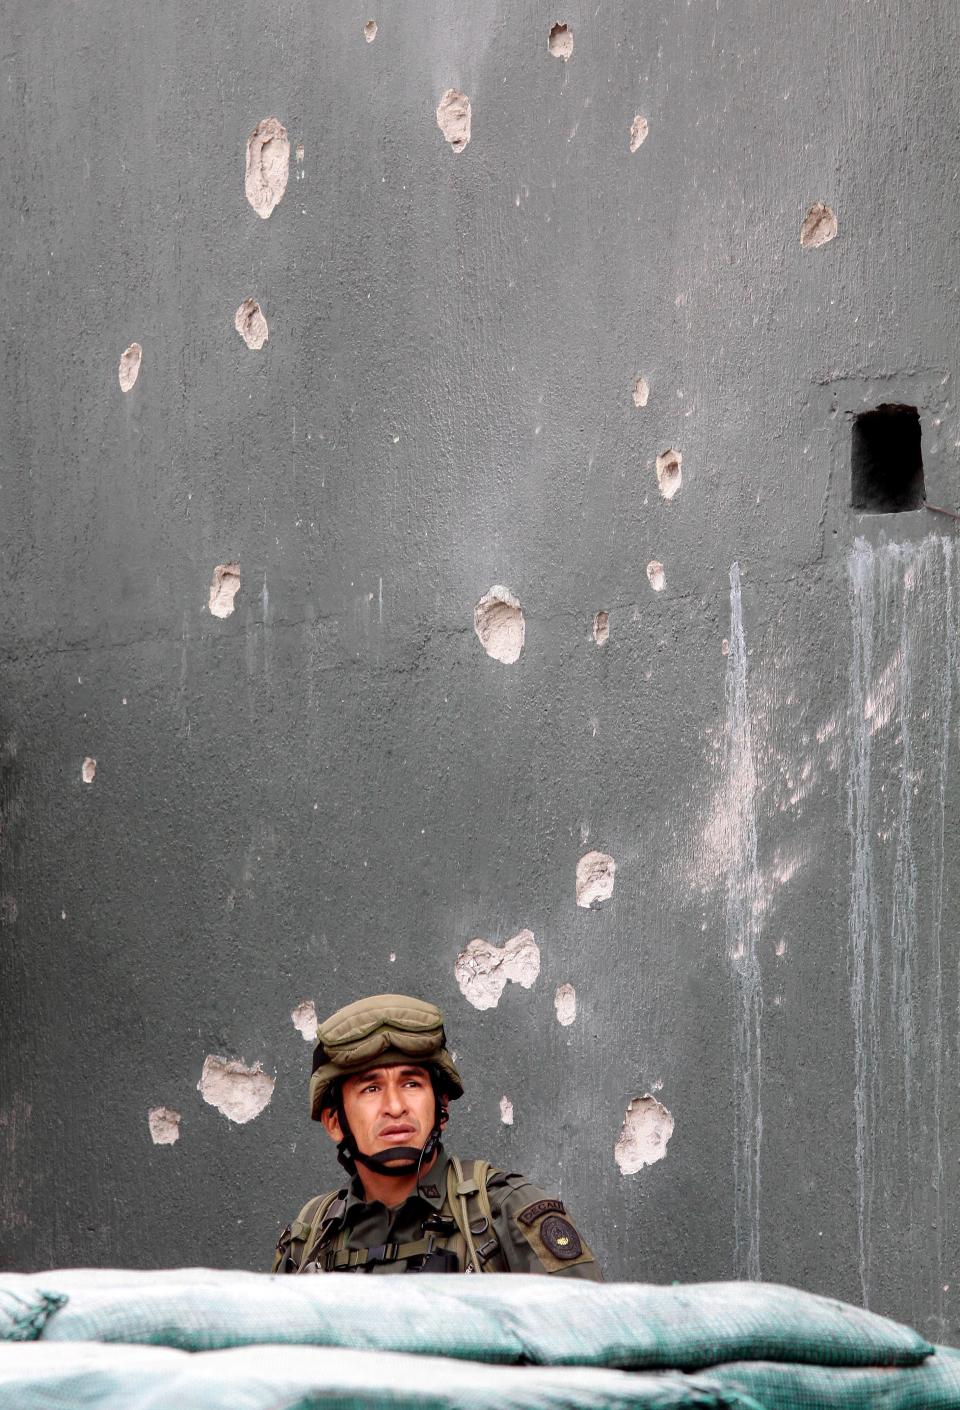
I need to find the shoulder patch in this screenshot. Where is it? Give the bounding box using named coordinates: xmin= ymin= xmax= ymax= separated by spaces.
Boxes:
xmin=539 ymin=1214 xmax=582 ymax=1260
xmin=517 ymin=1198 xmax=566 ymax=1227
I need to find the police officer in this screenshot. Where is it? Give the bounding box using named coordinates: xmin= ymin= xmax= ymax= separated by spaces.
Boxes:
xmin=273 ymin=993 xmax=602 ymax=1278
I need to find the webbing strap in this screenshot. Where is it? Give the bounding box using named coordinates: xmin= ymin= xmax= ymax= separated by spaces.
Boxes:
xmin=447 ymin=1157 xmax=496 ymax=1273
xmin=323 ymin=1237 xmax=435 ymax=1271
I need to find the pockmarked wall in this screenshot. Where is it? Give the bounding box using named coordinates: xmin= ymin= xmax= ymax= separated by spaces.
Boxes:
xmin=1 ymin=0 xmax=959 ymax=1341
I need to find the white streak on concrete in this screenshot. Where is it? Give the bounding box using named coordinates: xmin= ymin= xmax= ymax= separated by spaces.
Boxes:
xmin=724 ymin=561 xmax=762 ymax=1281
xmin=847 ymin=534 xmax=956 ymax=1313
xmin=847 ymin=537 xmax=878 ymax=1307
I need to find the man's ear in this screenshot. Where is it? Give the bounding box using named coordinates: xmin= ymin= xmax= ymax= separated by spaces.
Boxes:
xmin=320 ymin=1105 xmax=344 ymax=1144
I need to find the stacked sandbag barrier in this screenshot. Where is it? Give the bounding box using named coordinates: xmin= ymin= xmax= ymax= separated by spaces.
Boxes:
xmin=0 ymin=1270 xmax=954 ymax=1409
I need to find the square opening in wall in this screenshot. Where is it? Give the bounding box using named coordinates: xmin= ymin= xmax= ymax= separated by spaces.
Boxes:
xmin=850 ymin=404 xmax=924 ymax=512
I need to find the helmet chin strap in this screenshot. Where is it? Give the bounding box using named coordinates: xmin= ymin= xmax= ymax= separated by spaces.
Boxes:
xmin=335 ymin=1087 xmax=443 ymax=1179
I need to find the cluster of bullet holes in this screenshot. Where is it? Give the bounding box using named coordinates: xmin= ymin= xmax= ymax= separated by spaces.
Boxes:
xmin=100 ymin=29 xmax=836 ymax=1173
xmin=850 ymin=404 xmax=924 ymax=514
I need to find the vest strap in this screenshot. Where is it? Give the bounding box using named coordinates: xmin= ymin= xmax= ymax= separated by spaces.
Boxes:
xmin=322 ymin=1236 xmax=435 ymax=1271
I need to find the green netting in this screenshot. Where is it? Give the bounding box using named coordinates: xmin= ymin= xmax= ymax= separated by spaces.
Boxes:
xmin=693 ymin=1348 xmax=960 ymax=1409
xmin=0 ymin=1342 xmax=755 ymax=1410
xmin=18 ymin=1270 xmax=932 ymax=1370
xmin=0 ymin=1285 xmax=65 ymax=1342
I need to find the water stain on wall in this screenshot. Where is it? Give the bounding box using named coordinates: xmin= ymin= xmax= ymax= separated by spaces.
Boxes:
xmin=724 ymin=561 xmax=763 ymax=1282
xmin=847 ymin=534 xmax=956 ymax=1315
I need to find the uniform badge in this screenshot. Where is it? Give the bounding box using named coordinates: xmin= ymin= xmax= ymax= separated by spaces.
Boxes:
xmin=539 ymin=1214 xmax=583 ymax=1261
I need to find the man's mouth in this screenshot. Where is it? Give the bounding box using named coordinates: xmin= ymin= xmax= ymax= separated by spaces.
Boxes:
xmin=378 ymin=1125 xmax=417 ymax=1143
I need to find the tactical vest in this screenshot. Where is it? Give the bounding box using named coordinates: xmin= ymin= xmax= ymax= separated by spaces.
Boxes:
xmin=273 ymin=1157 xmax=506 ymax=1274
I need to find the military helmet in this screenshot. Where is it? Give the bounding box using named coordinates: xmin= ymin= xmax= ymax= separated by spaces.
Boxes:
xmin=309 ymin=993 xmax=464 ymax=1121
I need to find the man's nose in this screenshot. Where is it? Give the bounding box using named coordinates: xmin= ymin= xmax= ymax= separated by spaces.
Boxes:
xmin=381 ymin=1081 xmax=407 ymax=1115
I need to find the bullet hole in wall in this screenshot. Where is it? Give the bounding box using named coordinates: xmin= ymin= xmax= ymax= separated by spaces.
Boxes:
xmin=455 ymin=930 xmax=541 ymax=1010
xmin=245 ymin=117 xmax=290 ymax=218
xmin=81 ymin=757 xmax=97 ymax=784
xmin=629 ymin=116 xmax=649 ymax=152
xmin=474 ymin=585 xmax=525 ymax=662
xmin=800 ymin=202 xmax=837 ymax=249
xmin=548 ymin=22 xmax=573 ymax=60
xmin=436 ymin=89 xmax=471 ymax=152
xmin=118 ymin=343 xmax=142 ymax=393
xmin=234 ymin=298 xmax=269 ymax=350
xmin=291 ymin=1000 xmax=318 ymax=1041
xmin=592 ymin=611 xmax=609 ymax=645
xmin=554 ymin=983 xmax=577 ymax=1026
xmin=576 ymin=850 xmax=616 ymax=908
xmin=209 ymin=563 xmax=241 ymax=618
xmin=148 ymin=1107 xmax=181 ymax=1145
xmin=632 ymin=376 xmax=649 ymax=408
xmin=851 ymin=404 xmax=924 ymax=513
xmin=656 ymin=448 xmax=682 ymax=500
xmin=615 ymin=1094 xmax=674 ymax=1174
xmin=500 ymin=1095 xmax=514 ymax=1125
xmin=364 ymin=20 xmax=377 ymax=41
xmin=198 ymin=1055 xmax=275 ymax=1123
xmin=646 ymin=561 xmax=666 ymax=592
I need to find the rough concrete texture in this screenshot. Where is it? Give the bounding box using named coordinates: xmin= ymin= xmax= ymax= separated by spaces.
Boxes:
xmin=655 ymin=448 xmax=682 ymax=500
xmin=801 ymin=202 xmax=838 ymax=249
xmin=554 ymin=983 xmax=577 ymax=1027
xmin=290 ymin=1000 xmax=318 ymax=1042
xmin=234 ymin=299 xmax=268 ymax=351
xmin=147 ymin=1107 xmax=181 ymax=1146
xmin=244 ymin=117 xmax=289 ymax=218
xmin=208 ymin=563 xmax=241 ymax=618
xmin=455 ymin=930 xmax=541 ymax=1010
xmin=436 ymin=89 xmax=471 ymax=154
xmin=474 ymin=585 xmax=524 ymax=662
xmin=615 ymin=1096 xmax=674 ymax=1175
xmin=117 ymin=343 xmax=142 ymax=393
xmin=575 ymin=850 xmax=616 ymax=908
xmin=629 ymin=116 xmax=649 ymax=153
xmin=198 ymin=1056 xmax=275 ymax=1124
xmin=1 ymin=0 xmax=959 ymax=1341
xmin=548 ymin=23 xmax=573 ymax=61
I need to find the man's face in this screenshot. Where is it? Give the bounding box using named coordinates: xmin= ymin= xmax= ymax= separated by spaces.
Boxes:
xmin=323 ymin=1064 xmax=439 ymax=1158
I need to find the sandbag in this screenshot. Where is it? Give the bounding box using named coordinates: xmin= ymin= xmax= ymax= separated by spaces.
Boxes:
xmin=693 ymin=1348 xmax=960 ymax=1410
xmin=25 ymin=1270 xmax=932 ymax=1369
xmin=0 ymin=1282 xmax=65 ymax=1342
xmin=0 ymin=1341 xmax=754 ymax=1410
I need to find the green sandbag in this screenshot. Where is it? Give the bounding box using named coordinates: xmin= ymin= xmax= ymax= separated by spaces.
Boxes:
xmin=693 ymin=1347 xmax=960 ymax=1409
xmin=0 ymin=1341 xmax=754 ymax=1410
xmin=22 ymin=1269 xmax=932 ymax=1370
xmin=0 ymin=1284 xmax=65 ymax=1342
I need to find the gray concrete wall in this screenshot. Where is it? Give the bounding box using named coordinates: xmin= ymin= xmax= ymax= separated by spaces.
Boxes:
xmin=1 ymin=0 xmax=959 ymax=1343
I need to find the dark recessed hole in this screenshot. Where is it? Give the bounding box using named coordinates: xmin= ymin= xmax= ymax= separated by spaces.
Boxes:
xmin=851 ymin=403 xmax=924 ymax=513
